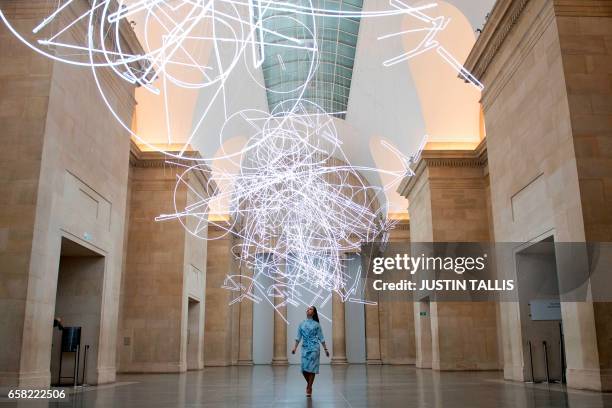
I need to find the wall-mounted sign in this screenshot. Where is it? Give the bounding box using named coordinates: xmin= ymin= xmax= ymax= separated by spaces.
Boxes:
xmin=529 ymin=299 xmax=561 ymax=321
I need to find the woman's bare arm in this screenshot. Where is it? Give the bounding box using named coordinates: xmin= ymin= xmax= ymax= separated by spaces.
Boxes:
xmin=321 ymin=341 xmax=329 ymax=357
xmin=291 ymin=339 xmax=299 ymax=354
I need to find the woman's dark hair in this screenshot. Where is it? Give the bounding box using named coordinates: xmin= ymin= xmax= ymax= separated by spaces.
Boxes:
xmin=311 ymin=306 xmax=319 ymax=323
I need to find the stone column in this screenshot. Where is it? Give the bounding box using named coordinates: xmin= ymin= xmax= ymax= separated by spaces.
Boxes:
xmin=364 ymin=290 xmax=382 ymax=364
xmin=203 ymin=223 xmax=235 ymax=367
xmin=237 ymin=266 xmax=254 ymax=366
xmin=271 ymin=296 xmax=289 ymax=366
xmin=362 ymin=245 xmax=383 ymax=364
xmin=331 ymin=292 xmax=348 ymax=364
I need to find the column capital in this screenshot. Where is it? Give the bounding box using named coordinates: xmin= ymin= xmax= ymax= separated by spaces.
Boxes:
xmin=397 ymin=140 xmax=488 ymax=202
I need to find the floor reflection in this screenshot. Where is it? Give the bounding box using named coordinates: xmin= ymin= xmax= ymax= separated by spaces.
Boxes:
xmin=4 ymin=365 xmax=612 ymax=407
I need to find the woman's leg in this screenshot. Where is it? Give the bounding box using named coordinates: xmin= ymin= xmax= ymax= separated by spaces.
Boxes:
xmin=307 ymin=373 xmax=315 ymax=390
xmin=304 ymin=371 xmax=311 ymax=395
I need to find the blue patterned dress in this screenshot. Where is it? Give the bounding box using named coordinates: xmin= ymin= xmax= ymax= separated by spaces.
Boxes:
xmin=296 ymin=318 xmax=325 ymax=374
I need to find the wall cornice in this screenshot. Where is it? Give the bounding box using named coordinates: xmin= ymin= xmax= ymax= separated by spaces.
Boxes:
xmin=464 ymin=0 xmax=612 ymax=109
xmin=554 ymin=0 xmax=612 ymax=17
xmin=393 ymin=220 xmax=410 ymax=231
xmin=208 ymin=220 xmax=234 ymax=233
xmin=464 ymin=0 xmax=556 ymax=112
xmin=463 ymin=0 xmax=531 ymax=80
xmin=397 ymin=139 xmax=488 ymax=199
xmin=129 ymin=140 xmax=218 ymax=196
xmin=129 ymin=140 xmax=199 ymax=166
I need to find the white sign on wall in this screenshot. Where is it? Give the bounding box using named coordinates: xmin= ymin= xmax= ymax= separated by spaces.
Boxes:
xmin=529 ymin=299 xmax=562 ymax=321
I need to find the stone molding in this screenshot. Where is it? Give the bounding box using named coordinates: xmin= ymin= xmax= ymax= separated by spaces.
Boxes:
xmin=393 ymin=220 xmax=410 ymax=231
xmin=129 ymin=140 xmax=200 ymax=167
xmin=2 ymin=1 xmax=62 ymax=19
xmin=129 ymin=140 xmax=217 ymax=196
xmin=208 ymin=219 xmax=234 ymax=233
xmin=397 ymin=140 xmax=488 ymax=199
xmin=554 ymin=0 xmax=612 ymax=16
xmin=463 ymin=0 xmax=531 ymax=80
xmin=465 ymin=0 xmax=556 ymax=112
xmin=462 ymin=0 xmax=612 ymax=100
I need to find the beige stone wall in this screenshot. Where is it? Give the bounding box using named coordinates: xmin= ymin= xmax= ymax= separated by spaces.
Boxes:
xmin=119 ymin=163 xmax=185 ymax=372
xmin=378 ymin=296 xmax=415 ymax=364
xmin=467 ymin=0 xmax=580 ymax=384
xmin=464 ymin=0 xmax=612 ymax=391
xmin=557 ymin=11 xmax=612 ymax=389
xmin=204 ymin=224 xmax=239 ymax=366
xmin=399 ymin=148 xmax=500 ymax=371
xmin=557 ymin=10 xmax=612 ymax=243
xmin=362 ymin=222 xmax=416 ymax=365
xmin=236 ymin=263 xmax=254 ymax=365
xmin=0 ymin=1 xmax=141 ymax=387
xmin=378 ymin=222 xmax=416 ymax=365
xmin=182 ymin=185 xmax=208 ymax=370
xmin=118 ymin=151 xmax=208 ymax=373
xmin=0 ymin=1 xmax=53 ymax=388
xmin=478 ymin=3 xmax=580 ymax=244
xmin=363 ymin=249 xmax=383 ymax=364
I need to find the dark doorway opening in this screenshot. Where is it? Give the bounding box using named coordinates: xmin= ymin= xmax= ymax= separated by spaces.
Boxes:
xmin=51 ymin=237 xmax=105 ymax=386
xmin=516 ymin=236 xmax=565 ymax=384
xmin=187 ymin=297 xmax=201 ymax=370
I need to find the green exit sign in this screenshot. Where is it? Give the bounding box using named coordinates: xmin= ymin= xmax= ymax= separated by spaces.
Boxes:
xmin=420 ymin=311 xmax=427 ymax=316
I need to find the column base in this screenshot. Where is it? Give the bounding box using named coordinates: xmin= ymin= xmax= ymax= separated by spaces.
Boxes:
xmin=271 ymin=358 xmax=289 ymax=366
xmin=0 ymin=370 xmax=50 ymax=389
xmin=331 ymin=356 xmax=348 ymax=365
xmin=237 ymin=360 xmax=253 ymax=366
xmin=366 ymin=359 xmax=382 ymax=365
xmin=566 ymin=367 xmax=607 ymax=391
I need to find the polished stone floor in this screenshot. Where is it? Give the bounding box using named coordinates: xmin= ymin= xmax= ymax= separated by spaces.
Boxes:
xmin=2 ymin=365 xmax=612 ymax=407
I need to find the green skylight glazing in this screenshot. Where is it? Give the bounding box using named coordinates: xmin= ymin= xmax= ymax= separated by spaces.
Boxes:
xmin=258 ymin=0 xmax=363 ymax=118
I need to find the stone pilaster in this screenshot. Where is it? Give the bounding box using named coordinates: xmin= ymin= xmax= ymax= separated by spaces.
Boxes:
xmin=119 ymin=146 xmax=211 ymax=373
xmin=271 ymin=295 xmax=289 ymax=366
xmin=331 ymin=292 xmax=348 ymax=365
xmin=237 ymin=266 xmax=254 ymax=366
xmin=203 ymin=222 xmax=237 ymax=367
xmin=398 ymin=143 xmax=500 ymax=371
xmin=362 ymin=246 xmax=383 ymax=365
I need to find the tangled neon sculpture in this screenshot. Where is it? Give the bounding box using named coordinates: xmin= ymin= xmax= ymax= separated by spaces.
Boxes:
xmin=157 ymin=101 xmax=424 ymax=321
xmin=1 ymin=0 xmax=481 ymax=322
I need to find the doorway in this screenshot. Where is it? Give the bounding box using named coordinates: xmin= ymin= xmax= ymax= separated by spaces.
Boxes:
xmin=415 ymin=297 xmax=432 ymax=369
xmin=187 ymin=297 xmax=202 ymax=370
xmin=516 ymin=236 xmax=565 ymax=383
xmin=51 ymin=237 xmax=105 ymax=385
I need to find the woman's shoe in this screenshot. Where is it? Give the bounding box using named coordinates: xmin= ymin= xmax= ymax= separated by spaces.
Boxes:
xmin=306 ymin=387 xmax=312 ymax=397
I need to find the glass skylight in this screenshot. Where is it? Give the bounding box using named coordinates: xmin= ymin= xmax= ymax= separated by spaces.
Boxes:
xmin=258 ymin=0 xmax=363 ymax=118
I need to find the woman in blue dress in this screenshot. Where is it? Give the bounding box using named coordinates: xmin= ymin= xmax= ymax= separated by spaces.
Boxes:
xmin=291 ymin=306 xmax=329 ymax=397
